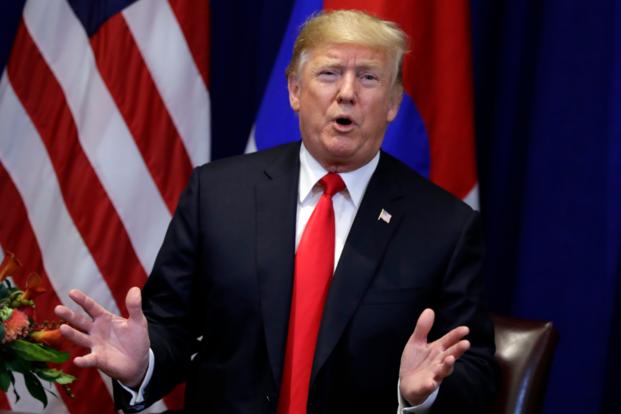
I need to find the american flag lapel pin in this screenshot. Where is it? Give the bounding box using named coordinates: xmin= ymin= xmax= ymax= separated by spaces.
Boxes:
xmin=378 ymin=208 xmax=392 ymax=224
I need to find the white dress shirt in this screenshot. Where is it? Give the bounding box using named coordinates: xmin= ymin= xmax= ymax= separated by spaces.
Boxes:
xmin=123 ymin=143 xmax=437 ymax=412
xmin=297 ymin=144 xmax=436 ymax=414
xmin=295 ymin=143 xmax=378 ymax=266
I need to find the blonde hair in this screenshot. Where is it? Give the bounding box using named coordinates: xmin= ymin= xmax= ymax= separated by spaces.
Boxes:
xmin=286 ymin=10 xmax=409 ymax=85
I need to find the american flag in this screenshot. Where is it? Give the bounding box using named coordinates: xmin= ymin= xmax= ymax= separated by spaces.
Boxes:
xmin=0 ymin=0 xmax=477 ymax=412
xmin=0 ymin=0 xmax=208 ymax=412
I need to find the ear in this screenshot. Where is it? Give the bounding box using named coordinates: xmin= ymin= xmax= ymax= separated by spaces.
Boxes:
xmin=288 ymin=75 xmax=301 ymax=112
xmin=386 ymin=84 xmax=403 ymax=123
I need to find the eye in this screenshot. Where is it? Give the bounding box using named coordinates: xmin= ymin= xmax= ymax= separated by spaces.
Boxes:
xmin=317 ymin=69 xmax=339 ymax=82
xmin=359 ymin=72 xmax=379 ymax=85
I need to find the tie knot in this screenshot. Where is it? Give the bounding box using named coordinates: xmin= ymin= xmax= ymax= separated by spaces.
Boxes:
xmin=320 ymin=173 xmax=345 ymax=197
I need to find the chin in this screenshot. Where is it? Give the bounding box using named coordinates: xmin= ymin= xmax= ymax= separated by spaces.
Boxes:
xmin=323 ymin=149 xmax=357 ymax=166
xmin=323 ymin=152 xmax=363 ymax=172
xmin=323 ymin=136 xmax=359 ymax=157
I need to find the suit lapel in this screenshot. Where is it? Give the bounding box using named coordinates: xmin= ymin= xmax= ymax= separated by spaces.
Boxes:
xmin=255 ymin=143 xmax=300 ymax=386
xmin=311 ymin=153 xmax=406 ymax=382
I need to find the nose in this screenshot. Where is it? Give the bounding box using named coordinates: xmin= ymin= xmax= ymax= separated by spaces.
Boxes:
xmin=336 ymin=72 xmax=356 ymax=105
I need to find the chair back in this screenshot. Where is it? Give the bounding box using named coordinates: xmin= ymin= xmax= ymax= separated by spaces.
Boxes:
xmin=489 ymin=314 xmax=559 ymax=414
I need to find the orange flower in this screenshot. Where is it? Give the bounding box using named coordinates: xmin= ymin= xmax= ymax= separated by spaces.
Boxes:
xmin=2 ymin=309 xmax=31 ymax=343
xmin=21 ymin=272 xmax=46 ymax=301
xmin=0 ymin=251 xmax=22 ymax=282
xmin=30 ymin=328 xmax=63 ymax=348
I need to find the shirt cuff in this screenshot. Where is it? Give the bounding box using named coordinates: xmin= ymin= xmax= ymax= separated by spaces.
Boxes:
xmin=397 ymin=382 xmax=439 ymax=414
xmin=118 ymin=348 xmax=155 ymax=406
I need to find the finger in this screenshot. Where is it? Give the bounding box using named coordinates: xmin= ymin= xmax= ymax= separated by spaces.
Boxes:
xmin=428 ymin=340 xmax=470 ymax=382
xmin=68 ymin=289 xmax=110 ymax=319
xmin=411 ymin=308 xmax=435 ymax=343
xmin=436 ymin=325 xmax=470 ymax=350
xmin=59 ymin=324 xmax=92 ymax=348
xmin=54 ymin=305 xmax=93 ymax=333
xmin=435 ymin=355 xmax=456 ymax=380
xmin=73 ymin=353 xmax=99 ymax=368
xmin=443 ymin=339 xmax=471 ymax=362
xmin=125 ymin=287 xmax=146 ymax=324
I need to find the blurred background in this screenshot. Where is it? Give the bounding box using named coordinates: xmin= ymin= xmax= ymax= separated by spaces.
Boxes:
xmin=0 ymin=0 xmax=619 ymax=413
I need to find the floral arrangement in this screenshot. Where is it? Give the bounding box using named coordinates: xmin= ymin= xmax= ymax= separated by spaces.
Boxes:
xmin=0 ymin=251 xmax=75 ymax=407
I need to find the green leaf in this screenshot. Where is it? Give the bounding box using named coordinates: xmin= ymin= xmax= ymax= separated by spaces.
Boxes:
xmin=0 ymin=283 xmax=9 ymax=299
xmin=34 ymin=368 xmax=76 ymax=385
xmin=0 ymin=321 xmax=4 ymax=342
xmin=23 ymin=371 xmax=47 ymax=407
xmin=33 ymin=367 xmax=61 ymax=380
xmin=0 ymin=307 xmax=12 ymax=321
xmin=5 ymin=357 xmax=33 ymax=374
xmin=54 ymin=373 xmax=76 ymax=385
xmin=0 ymin=366 xmax=10 ymax=392
xmin=12 ymin=382 xmax=20 ymax=403
xmin=8 ymin=339 xmax=69 ymax=363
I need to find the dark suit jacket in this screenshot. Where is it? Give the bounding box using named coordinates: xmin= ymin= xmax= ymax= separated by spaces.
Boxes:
xmin=115 ymin=142 xmax=496 ymax=413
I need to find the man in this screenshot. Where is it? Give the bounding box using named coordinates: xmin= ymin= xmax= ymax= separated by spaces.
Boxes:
xmin=55 ymin=10 xmax=496 ymax=413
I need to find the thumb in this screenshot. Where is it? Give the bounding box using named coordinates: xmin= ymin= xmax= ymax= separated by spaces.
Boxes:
xmin=125 ymin=287 xmax=145 ymax=323
xmin=411 ymin=308 xmax=435 ymax=344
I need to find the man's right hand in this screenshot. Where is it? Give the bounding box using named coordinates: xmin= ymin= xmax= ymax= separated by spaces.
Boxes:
xmin=54 ymin=287 xmax=150 ymax=388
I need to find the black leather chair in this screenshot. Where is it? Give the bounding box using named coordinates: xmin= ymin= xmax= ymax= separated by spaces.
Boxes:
xmin=489 ymin=314 xmax=559 ymax=414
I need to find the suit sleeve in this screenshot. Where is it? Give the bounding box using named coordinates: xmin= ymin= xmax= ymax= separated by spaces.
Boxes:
xmin=430 ymin=210 xmax=498 ymax=413
xmin=115 ymin=168 xmax=203 ymax=411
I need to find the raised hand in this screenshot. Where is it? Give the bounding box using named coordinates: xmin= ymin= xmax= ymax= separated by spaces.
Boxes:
xmin=399 ymin=308 xmax=470 ymax=405
xmin=54 ymin=287 xmax=150 ymax=388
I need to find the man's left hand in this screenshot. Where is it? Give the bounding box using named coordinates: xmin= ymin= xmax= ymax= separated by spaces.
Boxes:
xmin=399 ymin=308 xmax=470 ymax=406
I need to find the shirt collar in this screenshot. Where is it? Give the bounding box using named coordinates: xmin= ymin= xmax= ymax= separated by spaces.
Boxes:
xmin=298 ymin=143 xmax=380 ymax=207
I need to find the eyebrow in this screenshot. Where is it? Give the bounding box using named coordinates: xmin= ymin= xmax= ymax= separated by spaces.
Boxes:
xmin=313 ymin=59 xmax=384 ymax=72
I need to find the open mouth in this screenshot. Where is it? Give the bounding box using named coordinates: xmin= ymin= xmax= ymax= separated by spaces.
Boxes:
xmin=335 ymin=117 xmax=353 ymax=127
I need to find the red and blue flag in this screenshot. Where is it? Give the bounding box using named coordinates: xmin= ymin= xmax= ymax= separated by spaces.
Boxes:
xmin=251 ymin=0 xmax=479 ymax=207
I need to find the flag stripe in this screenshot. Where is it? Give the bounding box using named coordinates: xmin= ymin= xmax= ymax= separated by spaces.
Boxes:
xmin=0 ymin=74 xmax=119 ymax=314
xmin=7 ymin=21 xmax=147 ymax=314
xmin=397 ymin=1 xmax=477 ymax=198
xmin=168 ymin=0 xmax=210 ymax=87
xmin=117 ymin=3 xmax=197 ymax=408
xmin=124 ymin=0 xmax=210 ymax=167
xmin=0 ymin=392 xmax=10 ymax=410
xmin=23 ymin=0 xmax=172 ymax=274
xmin=325 ymin=0 xmax=478 ymax=200
xmin=0 ymin=165 xmax=115 ymax=414
xmin=90 ymin=12 xmax=193 ymax=212
xmin=463 ymin=184 xmax=480 ymax=211
xmin=5 ymin=369 xmax=68 ymax=413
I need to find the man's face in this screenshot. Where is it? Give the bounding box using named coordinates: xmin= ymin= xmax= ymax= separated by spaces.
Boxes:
xmin=288 ymin=43 xmax=402 ymax=172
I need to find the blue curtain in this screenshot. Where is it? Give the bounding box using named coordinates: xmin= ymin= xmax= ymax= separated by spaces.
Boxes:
xmin=472 ymin=1 xmax=621 ymax=413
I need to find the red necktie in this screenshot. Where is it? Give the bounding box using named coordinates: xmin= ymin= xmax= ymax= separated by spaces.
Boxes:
xmin=277 ymin=172 xmax=346 ymax=414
